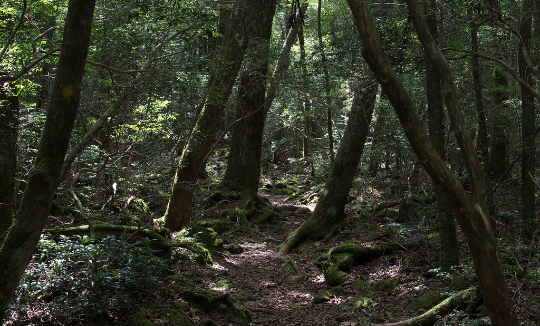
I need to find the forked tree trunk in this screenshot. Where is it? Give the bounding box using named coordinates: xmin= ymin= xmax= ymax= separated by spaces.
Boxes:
xmin=0 ymin=0 xmax=96 ymax=321
xmin=278 ymin=78 xmax=377 ymax=253
xmin=221 ymin=0 xmax=277 ymax=193
xmin=0 ymin=91 xmax=18 ymax=240
xmin=164 ymin=0 xmax=253 ymax=231
xmin=345 ymin=0 xmax=519 ymax=324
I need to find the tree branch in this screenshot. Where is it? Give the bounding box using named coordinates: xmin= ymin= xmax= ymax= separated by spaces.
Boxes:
xmin=0 ymin=0 xmax=27 ymax=62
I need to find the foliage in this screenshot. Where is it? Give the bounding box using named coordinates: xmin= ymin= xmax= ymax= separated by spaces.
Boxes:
xmin=9 ymin=235 xmax=168 ymax=323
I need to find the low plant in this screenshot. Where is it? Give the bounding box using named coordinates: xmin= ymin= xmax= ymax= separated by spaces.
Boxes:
xmin=10 ymin=234 xmax=169 ymax=323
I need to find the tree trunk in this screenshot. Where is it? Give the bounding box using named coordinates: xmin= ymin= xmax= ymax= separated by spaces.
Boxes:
xmin=519 ymin=0 xmax=536 ymax=241
xmin=0 ymin=0 xmax=96 ymax=321
xmin=317 ymin=0 xmax=334 ymax=165
xmin=346 ymin=0 xmax=519 ymax=324
xmin=0 ymin=91 xmax=18 ymax=240
xmin=489 ymin=68 xmax=509 ymax=182
xmin=278 ymin=78 xmax=377 ymax=253
xmin=164 ymin=0 xmax=252 ymax=231
xmin=424 ymin=0 xmax=458 ymax=271
xmin=221 ymin=0 xmax=277 ymax=193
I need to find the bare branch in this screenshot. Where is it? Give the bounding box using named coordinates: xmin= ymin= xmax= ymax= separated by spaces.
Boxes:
xmin=0 ymin=48 xmax=61 ymax=83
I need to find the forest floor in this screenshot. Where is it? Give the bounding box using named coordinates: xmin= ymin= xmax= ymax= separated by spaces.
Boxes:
xmin=5 ymin=163 xmax=540 ymax=326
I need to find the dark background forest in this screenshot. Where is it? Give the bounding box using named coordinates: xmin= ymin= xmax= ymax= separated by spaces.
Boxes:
xmin=0 ymin=0 xmax=539 ymax=325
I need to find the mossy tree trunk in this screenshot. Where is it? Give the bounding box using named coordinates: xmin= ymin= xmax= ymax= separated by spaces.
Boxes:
xmin=0 ymin=91 xmax=18 ymax=240
xmin=519 ymin=0 xmax=536 ymax=241
xmin=164 ymin=0 xmax=253 ymax=231
xmin=279 ymin=78 xmax=377 ymax=253
xmin=0 ymin=0 xmax=96 ymax=321
xmin=221 ymin=0 xmax=277 ymax=193
xmin=424 ymin=0 xmax=458 ymax=271
xmin=346 ymin=0 xmax=519 ymax=324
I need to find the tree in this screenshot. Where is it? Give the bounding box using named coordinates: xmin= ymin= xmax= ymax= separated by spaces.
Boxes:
xmin=0 ymin=91 xmax=18 ymax=241
xmin=345 ymin=0 xmax=519 ymax=324
xmin=221 ymin=0 xmax=278 ymax=194
xmin=519 ymin=0 xmax=536 ymax=241
xmin=164 ymin=0 xmax=254 ymax=231
xmin=278 ymin=77 xmax=377 ymax=253
xmin=424 ymin=0 xmax=458 ymax=271
xmin=0 ymin=0 xmax=96 ymax=321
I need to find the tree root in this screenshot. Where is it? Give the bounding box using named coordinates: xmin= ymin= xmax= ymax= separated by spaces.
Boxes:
xmin=371 ymin=287 xmax=479 ymax=326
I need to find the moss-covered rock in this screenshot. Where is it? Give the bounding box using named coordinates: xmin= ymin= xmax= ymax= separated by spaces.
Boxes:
xmin=351 ymin=279 xmax=368 ymax=289
xmin=226 ymin=243 xmax=244 ymax=254
xmin=323 ymin=266 xmax=344 ymax=286
xmin=334 ymin=253 xmax=354 ymax=272
xmin=312 ymin=291 xmax=331 ymax=305
xmin=344 ymin=297 xmax=376 ymax=309
xmin=372 ymin=277 xmax=400 ymax=291
xmin=194 ymin=219 xmax=232 ymax=234
xmin=171 ymin=237 xmax=213 ymax=268
xmin=179 ymin=226 xmax=224 ymax=251
xmin=406 ymin=291 xmax=444 ymax=310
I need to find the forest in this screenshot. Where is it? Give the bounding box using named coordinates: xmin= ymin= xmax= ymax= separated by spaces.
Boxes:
xmin=0 ymin=0 xmax=539 ymax=325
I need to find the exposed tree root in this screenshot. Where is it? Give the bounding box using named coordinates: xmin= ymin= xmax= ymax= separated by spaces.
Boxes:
xmin=371 ymin=287 xmax=479 ymax=326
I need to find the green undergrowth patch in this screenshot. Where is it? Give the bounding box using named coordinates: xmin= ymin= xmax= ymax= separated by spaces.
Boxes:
xmin=12 ymin=235 xmax=169 ymax=324
xmin=134 ymin=303 xmax=193 ymax=326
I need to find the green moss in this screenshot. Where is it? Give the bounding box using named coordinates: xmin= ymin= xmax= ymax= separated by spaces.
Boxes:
xmin=312 ymin=291 xmax=331 ymax=305
xmin=216 ymin=279 xmax=233 ymax=290
xmin=194 ymin=219 xmax=232 ymax=234
xmin=171 ymin=237 xmax=213 ymax=268
xmin=372 ymin=277 xmax=400 ymax=291
xmin=179 ymin=226 xmax=224 ymax=251
xmin=351 ymin=279 xmax=368 ymax=289
xmin=427 ymin=232 xmax=440 ymax=241
xmin=347 ymin=297 xmax=376 ymax=309
xmin=334 ymin=253 xmax=354 ymax=272
xmin=449 ymin=276 xmax=472 ymax=291
xmin=406 ymin=291 xmax=444 ymax=310
xmin=323 ymin=266 xmax=344 ymax=286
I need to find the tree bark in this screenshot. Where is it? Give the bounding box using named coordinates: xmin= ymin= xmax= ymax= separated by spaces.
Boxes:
xmin=317 ymin=0 xmax=334 ymax=165
xmin=0 ymin=91 xmax=18 ymax=240
xmin=278 ymin=78 xmax=377 ymax=253
xmin=0 ymin=0 xmax=96 ymax=321
xmin=345 ymin=0 xmax=519 ymax=324
xmin=164 ymin=0 xmax=252 ymax=231
xmin=489 ymin=68 xmax=509 ymax=181
xmin=423 ymin=0 xmax=458 ymax=272
xmin=519 ymin=0 xmax=536 ymax=241
xmin=221 ymin=0 xmax=277 ymax=193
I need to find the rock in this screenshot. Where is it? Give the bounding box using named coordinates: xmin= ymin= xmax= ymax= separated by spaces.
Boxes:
xmin=226 ymin=243 xmax=244 ymax=254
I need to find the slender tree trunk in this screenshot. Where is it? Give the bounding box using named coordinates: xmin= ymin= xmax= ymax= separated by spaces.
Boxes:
xmin=317 ymin=0 xmax=334 ymax=164
xmin=489 ymin=68 xmax=509 ymax=182
xmin=470 ymin=7 xmax=495 ymax=217
xmin=279 ymin=78 xmax=377 ymax=253
xmin=346 ymin=0 xmax=519 ymax=324
xmin=519 ymin=0 xmax=536 ymax=241
xmin=164 ymin=0 xmax=252 ymax=231
xmin=0 ymin=91 xmax=18 ymax=240
xmin=424 ymin=0 xmax=458 ymax=271
xmin=221 ymin=0 xmax=277 ymax=193
xmin=0 ymin=0 xmax=96 ymax=321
